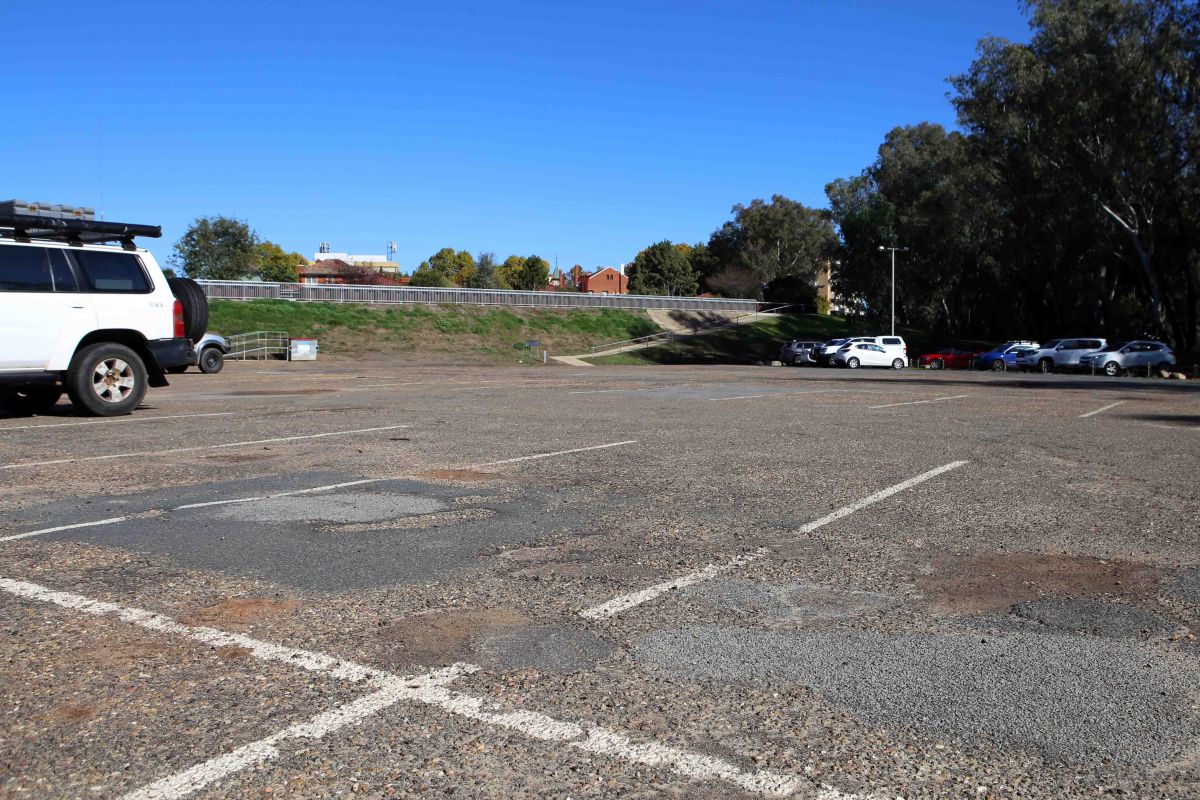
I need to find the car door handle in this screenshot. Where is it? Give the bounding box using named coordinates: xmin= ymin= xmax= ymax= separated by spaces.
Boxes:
xmin=70 ymin=305 xmax=86 ymax=309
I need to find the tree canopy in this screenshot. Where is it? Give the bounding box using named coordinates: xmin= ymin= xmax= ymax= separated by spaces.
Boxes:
xmin=821 ymin=0 xmax=1199 ymax=347
xmin=626 ymin=241 xmax=698 ymax=296
xmin=171 ymin=216 xmax=258 ymax=280
xmin=254 ymin=241 xmax=305 ymax=283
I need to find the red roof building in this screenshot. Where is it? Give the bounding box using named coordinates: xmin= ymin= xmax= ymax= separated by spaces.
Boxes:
xmin=579 ymin=267 xmax=628 ymax=295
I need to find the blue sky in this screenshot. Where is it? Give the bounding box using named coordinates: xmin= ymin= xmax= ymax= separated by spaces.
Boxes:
xmin=3 ymin=1 xmax=1030 ymax=273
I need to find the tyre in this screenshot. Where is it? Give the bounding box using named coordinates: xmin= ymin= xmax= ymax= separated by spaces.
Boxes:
xmin=990 ymin=360 xmax=1005 ymax=372
xmin=930 ymin=358 xmax=944 ymax=370
xmin=167 ymin=277 xmax=209 ymax=342
xmin=1038 ymin=358 xmax=1054 ymax=374
xmin=847 ymin=357 xmax=860 ymax=369
xmin=0 ymin=386 xmax=63 ymax=417
xmin=65 ymin=343 xmax=148 ymax=416
xmin=892 ymin=358 xmax=905 ymax=370
xmin=198 ymin=347 xmax=224 ymax=374
xmin=1103 ymin=360 xmax=1121 ymax=377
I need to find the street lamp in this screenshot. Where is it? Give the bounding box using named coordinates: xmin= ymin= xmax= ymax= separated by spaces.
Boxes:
xmin=878 ymin=245 xmax=909 ymax=336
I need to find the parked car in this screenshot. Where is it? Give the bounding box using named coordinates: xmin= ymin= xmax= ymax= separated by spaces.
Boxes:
xmin=1078 ymin=341 xmax=1176 ymax=376
xmin=817 ymin=335 xmax=906 ymax=366
xmin=918 ymin=347 xmax=982 ymax=369
xmin=168 ymin=332 xmax=228 ymax=374
xmin=815 ymin=337 xmax=858 ymax=365
xmin=832 ymin=342 xmax=907 ymax=370
xmin=0 ymin=203 xmax=202 ymax=416
xmin=975 ymin=341 xmax=1040 ymax=371
xmin=1015 ymin=338 xmax=1106 ymax=373
xmin=778 ymin=339 xmax=822 ymax=366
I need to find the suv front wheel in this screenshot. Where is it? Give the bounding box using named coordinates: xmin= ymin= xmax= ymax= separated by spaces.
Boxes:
xmin=66 ymin=343 xmax=148 ymax=416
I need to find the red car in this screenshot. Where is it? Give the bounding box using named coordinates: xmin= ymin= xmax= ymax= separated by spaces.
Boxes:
xmin=918 ymin=347 xmax=982 ymax=369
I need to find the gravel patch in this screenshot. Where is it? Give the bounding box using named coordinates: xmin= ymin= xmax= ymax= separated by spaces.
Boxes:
xmin=636 ymin=624 xmax=1200 ymax=764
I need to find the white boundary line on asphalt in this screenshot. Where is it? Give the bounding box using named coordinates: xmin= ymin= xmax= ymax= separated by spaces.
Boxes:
xmin=1 ymin=441 xmax=638 ymax=542
xmin=0 ymin=576 xmax=817 ymax=799
xmin=1078 ymin=400 xmax=1126 ymax=418
xmin=0 ymin=412 xmax=236 ymax=433
xmin=869 ymin=394 xmax=970 ymax=410
xmin=0 ymin=425 xmax=412 ymax=471
xmin=579 ymin=460 xmax=969 ymax=620
xmin=472 ymin=440 xmax=637 ymax=467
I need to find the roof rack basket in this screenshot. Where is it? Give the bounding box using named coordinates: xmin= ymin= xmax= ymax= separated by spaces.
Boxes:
xmin=0 ymin=206 xmax=160 ymax=250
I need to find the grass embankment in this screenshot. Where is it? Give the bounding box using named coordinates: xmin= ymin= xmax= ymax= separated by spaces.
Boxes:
xmin=588 ymin=313 xmax=988 ymax=365
xmin=208 ymin=300 xmax=660 ymax=363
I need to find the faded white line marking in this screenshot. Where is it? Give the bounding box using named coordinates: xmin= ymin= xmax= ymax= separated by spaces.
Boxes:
xmin=1078 ymin=400 xmax=1126 ymax=418
xmin=869 ymin=394 xmax=970 ymax=410
xmin=579 ymin=460 xmax=969 ymax=619
xmin=173 ymin=478 xmax=383 ymax=510
xmin=569 ymin=388 xmax=646 ymax=394
xmin=474 ymin=440 xmax=637 ymax=467
xmin=0 ymin=425 xmax=411 ymax=471
xmin=1 ymin=578 xmax=815 ymax=799
xmin=0 ymin=516 xmax=131 ymax=543
xmin=0 ymin=412 xmax=235 ymax=433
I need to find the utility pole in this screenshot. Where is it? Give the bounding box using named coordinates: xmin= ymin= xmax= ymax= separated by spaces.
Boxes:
xmin=877 ymin=245 xmax=909 ymax=335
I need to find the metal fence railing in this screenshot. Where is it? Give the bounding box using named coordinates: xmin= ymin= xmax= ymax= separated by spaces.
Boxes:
xmin=226 ymin=331 xmax=291 ymax=360
xmin=196 ymin=280 xmax=760 ymax=313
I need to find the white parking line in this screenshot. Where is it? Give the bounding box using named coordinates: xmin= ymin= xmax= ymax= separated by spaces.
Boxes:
xmin=473 ymin=440 xmax=637 ymax=467
xmin=869 ymin=394 xmax=970 ymax=410
xmin=1078 ymin=400 xmax=1126 ymax=418
xmin=0 ymin=412 xmax=235 ymax=432
xmin=0 ymin=577 xmax=814 ymax=799
xmin=0 ymin=425 xmax=411 ymax=471
xmin=123 ymin=667 xmax=470 ymax=800
xmin=579 ymin=460 xmax=969 ymax=620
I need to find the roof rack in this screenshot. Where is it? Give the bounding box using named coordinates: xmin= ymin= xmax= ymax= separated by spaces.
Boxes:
xmin=0 ymin=201 xmax=160 ymax=251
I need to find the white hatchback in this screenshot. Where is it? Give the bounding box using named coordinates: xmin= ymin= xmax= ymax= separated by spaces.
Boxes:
xmin=832 ymin=342 xmax=906 ymax=369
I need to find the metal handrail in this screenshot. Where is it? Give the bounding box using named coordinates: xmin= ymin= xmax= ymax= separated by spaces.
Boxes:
xmin=195 ymin=279 xmax=760 ymax=314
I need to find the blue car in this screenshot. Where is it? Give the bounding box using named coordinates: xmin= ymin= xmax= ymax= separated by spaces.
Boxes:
xmin=975 ymin=341 xmax=1040 ymax=371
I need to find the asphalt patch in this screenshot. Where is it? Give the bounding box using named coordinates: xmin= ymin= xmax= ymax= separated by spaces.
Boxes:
xmin=1011 ymin=597 xmax=1172 ymax=638
xmin=36 ymin=479 xmax=594 ymax=590
xmin=636 ymin=625 xmax=1200 ymax=764
xmin=473 ymin=625 xmax=616 ymax=673
xmin=1165 ymin=567 xmax=1200 ymax=606
xmin=679 ymin=578 xmax=900 ymax=624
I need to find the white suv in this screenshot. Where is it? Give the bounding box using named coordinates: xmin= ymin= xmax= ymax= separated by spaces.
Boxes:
xmin=0 ymin=204 xmax=200 ymax=416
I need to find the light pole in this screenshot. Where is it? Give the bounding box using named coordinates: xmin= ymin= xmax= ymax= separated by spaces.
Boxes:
xmin=877 ymin=245 xmax=908 ymax=335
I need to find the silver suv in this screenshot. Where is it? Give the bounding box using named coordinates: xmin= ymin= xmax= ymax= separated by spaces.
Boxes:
xmin=1079 ymin=341 xmax=1177 ymax=376
xmin=1015 ymin=338 xmax=1106 ymax=373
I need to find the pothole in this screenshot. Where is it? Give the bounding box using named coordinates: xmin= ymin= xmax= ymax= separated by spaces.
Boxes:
xmin=918 ymin=551 xmax=1163 ymax=616
xmin=320 ymin=507 xmax=497 ymax=533
xmin=210 ymin=492 xmax=450 ymax=524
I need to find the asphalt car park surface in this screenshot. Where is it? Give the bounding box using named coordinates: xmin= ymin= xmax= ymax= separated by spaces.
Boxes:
xmin=1 ymin=360 xmax=1198 ymax=799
